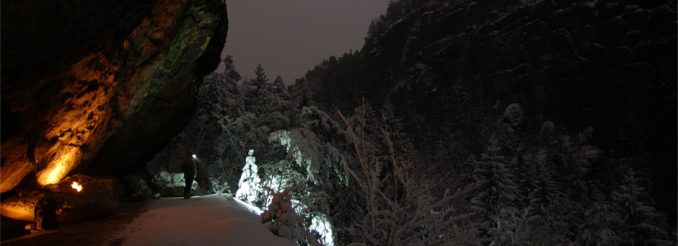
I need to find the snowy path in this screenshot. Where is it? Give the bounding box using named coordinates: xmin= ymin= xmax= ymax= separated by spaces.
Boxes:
xmin=116 ymin=195 xmax=294 ymax=246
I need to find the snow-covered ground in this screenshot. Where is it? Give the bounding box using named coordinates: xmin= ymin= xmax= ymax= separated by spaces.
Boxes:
xmin=116 ymin=195 xmax=294 ymax=246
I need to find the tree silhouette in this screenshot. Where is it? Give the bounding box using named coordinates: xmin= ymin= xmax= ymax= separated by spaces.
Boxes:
xmin=223 ymin=55 xmax=241 ymax=81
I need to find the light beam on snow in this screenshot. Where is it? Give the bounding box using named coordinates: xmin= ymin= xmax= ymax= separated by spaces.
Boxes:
xmin=234 ymin=197 xmax=263 ymax=215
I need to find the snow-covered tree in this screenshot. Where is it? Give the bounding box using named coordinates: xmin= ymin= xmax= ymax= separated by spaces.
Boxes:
xmin=236 ymin=149 xmax=262 ymax=205
xmin=523 ymin=159 xmax=570 ymax=244
xmin=241 ymin=64 xmax=270 ymax=114
xmin=470 ymin=138 xmax=520 ymax=244
xmin=223 ymin=55 xmax=241 ymax=82
xmin=527 ymin=153 xmax=564 ymax=215
xmin=337 ymin=103 xmax=479 ymax=246
xmin=260 ymin=188 xmax=323 ymax=245
xmin=273 ymin=75 xmax=286 ymax=95
xmin=262 ymin=106 xmax=353 ymax=246
xmin=611 ymin=167 xmax=672 ymax=245
xmin=578 ymin=201 xmax=626 ymax=245
xmin=254 ymin=63 xmax=269 ymax=86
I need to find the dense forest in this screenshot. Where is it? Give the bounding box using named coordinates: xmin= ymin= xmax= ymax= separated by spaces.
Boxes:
xmin=143 ymin=0 xmax=676 ymax=245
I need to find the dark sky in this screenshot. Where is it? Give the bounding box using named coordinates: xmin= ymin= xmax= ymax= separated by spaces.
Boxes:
xmin=219 ymin=0 xmax=390 ymax=84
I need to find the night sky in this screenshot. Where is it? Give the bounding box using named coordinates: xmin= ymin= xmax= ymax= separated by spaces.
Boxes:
xmin=219 ymin=0 xmax=390 ymax=83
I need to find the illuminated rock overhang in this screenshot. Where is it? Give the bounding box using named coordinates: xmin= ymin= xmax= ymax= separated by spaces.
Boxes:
xmin=0 ymin=0 xmax=227 ymax=192
xmin=35 ymin=53 xmax=119 ymax=186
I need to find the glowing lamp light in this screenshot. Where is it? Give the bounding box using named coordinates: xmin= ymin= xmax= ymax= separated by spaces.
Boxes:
xmin=191 ymin=154 xmax=197 ymax=160
xmin=71 ymin=181 xmax=83 ymax=192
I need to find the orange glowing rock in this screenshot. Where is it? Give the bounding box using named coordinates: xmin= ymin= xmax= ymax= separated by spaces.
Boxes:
xmin=0 ymin=0 xmax=226 ymax=194
xmin=0 ymin=195 xmax=40 ymax=221
xmin=36 ymin=146 xmax=81 ymax=186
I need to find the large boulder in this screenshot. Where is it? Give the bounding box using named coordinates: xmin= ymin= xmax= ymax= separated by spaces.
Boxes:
xmin=149 ymin=170 xmax=199 ymax=197
xmin=48 ymin=174 xmax=124 ymax=222
xmin=0 ymin=174 xmax=123 ymax=222
xmin=0 ymin=192 xmax=40 ymax=222
xmin=121 ymin=172 xmax=153 ymax=202
xmin=0 ymin=0 xmax=228 ymax=192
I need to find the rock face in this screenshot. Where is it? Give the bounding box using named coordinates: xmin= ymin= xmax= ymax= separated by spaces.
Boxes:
xmin=387 ymin=0 xmax=677 ymax=218
xmin=293 ymin=0 xmax=675 ymax=221
xmin=1 ymin=174 xmax=123 ymax=222
xmin=149 ymin=171 xmax=199 ymax=197
xmin=48 ymin=174 xmax=124 ymax=222
xmin=1 ymin=0 xmax=228 ymax=192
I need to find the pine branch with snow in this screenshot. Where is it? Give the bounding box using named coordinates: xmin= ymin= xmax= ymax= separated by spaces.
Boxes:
xmin=337 ymin=103 xmax=480 ymax=246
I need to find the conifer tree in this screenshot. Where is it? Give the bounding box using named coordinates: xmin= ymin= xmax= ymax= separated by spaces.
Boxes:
xmin=254 ymin=63 xmax=269 ymax=87
xmin=236 ymin=149 xmax=263 ymax=205
xmin=470 ymin=139 xmax=520 ymax=243
xmin=242 ymin=64 xmax=270 ymax=114
xmin=273 ymin=75 xmax=287 ymax=96
xmin=524 ymin=158 xmax=570 ymax=244
xmin=612 ymin=168 xmax=672 ymax=245
xmin=527 ymin=160 xmax=564 ymax=217
xmin=223 ymin=55 xmax=241 ymax=81
xmin=578 ymin=201 xmax=625 ymax=245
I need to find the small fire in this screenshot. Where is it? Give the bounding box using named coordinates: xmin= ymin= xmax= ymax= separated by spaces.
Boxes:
xmin=71 ymin=181 xmax=83 ymax=192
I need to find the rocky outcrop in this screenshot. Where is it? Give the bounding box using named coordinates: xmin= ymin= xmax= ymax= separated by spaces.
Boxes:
xmin=293 ymin=0 xmax=676 ymax=221
xmin=149 ymin=171 xmax=199 ymax=197
xmin=1 ymin=0 xmax=228 ymax=193
xmin=1 ymin=174 xmax=123 ymax=222
xmin=385 ymin=0 xmax=676 ymax=218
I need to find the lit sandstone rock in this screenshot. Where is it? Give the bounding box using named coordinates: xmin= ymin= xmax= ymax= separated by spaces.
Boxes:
xmin=0 ymin=174 xmax=123 ymax=222
xmin=1 ymin=0 xmax=228 ymax=192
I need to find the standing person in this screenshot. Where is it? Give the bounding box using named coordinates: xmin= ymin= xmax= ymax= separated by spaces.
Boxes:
xmin=181 ymin=154 xmax=197 ymax=199
xmin=32 ymin=189 xmax=59 ymax=231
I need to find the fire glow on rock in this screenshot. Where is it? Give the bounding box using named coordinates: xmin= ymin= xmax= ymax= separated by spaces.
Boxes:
xmin=35 ymin=53 xmax=120 ymax=186
xmin=71 ymin=181 xmax=83 ymax=192
xmin=37 ymin=147 xmax=81 ymax=186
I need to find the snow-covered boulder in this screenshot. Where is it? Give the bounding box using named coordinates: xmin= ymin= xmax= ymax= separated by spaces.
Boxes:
xmin=149 ymin=170 xmax=198 ymax=197
xmin=260 ymin=188 xmax=305 ymax=241
xmin=121 ymin=172 xmax=152 ymax=202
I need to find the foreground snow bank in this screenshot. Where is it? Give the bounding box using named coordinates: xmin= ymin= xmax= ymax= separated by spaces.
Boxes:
xmin=117 ymin=195 xmax=294 ymax=246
